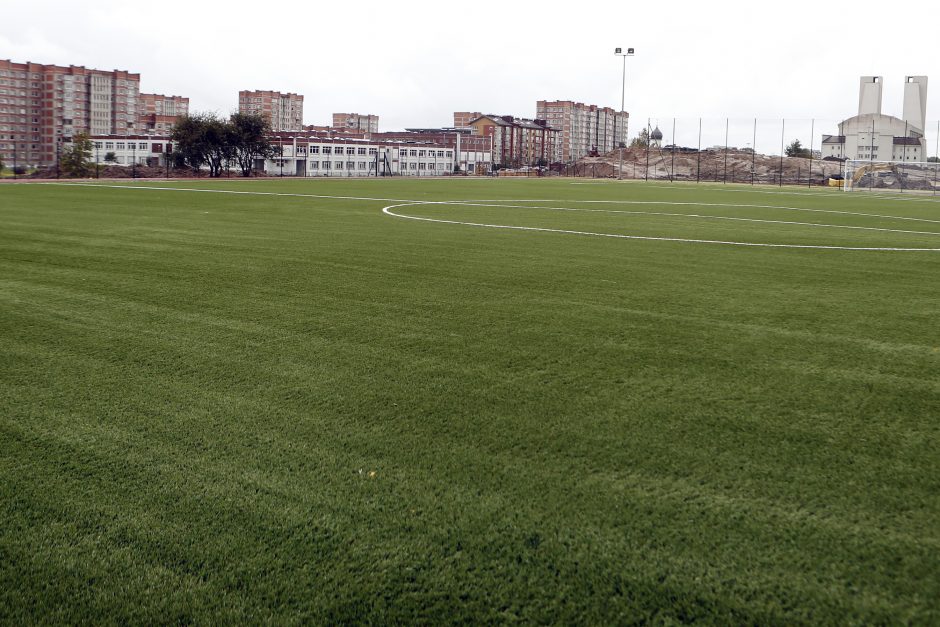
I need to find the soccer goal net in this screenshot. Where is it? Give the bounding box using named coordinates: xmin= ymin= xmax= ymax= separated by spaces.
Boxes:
xmin=843 ymin=160 xmax=940 ymax=193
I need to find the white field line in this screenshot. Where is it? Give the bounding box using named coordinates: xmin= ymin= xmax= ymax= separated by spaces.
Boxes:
xmin=453 ymin=199 xmax=940 ymax=226
xmin=429 ymin=201 xmax=940 ymax=237
xmin=382 ymin=203 xmax=940 ymax=252
xmin=570 ymin=180 xmax=940 ymax=204
xmin=37 ymin=181 xmax=940 ymax=251
xmin=39 ymin=181 xmax=429 ymax=204
xmin=49 ymin=182 xmax=939 ymax=227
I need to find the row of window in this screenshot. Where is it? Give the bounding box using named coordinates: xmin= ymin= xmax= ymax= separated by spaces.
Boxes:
xmin=93 ymin=142 xmax=149 ymax=150
xmin=294 ymin=161 xmax=449 ymax=171
xmin=284 ymin=146 xmax=453 ymax=158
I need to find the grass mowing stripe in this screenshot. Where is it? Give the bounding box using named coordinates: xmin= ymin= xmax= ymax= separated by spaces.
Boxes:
xmin=2 ymin=179 xmax=938 ymax=622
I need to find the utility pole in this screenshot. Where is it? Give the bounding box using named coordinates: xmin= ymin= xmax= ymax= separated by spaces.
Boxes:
xmin=614 ymin=47 xmax=634 ymax=180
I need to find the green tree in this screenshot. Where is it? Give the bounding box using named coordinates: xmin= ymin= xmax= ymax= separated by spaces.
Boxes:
xmin=785 ymin=139 xmax=812 ymax=158
xmin=172 ymin=112 xmax=233 ymax=177
xmin=104 ymin=151 xmax=117 ymax=163
xmin=229 ymin=112 xmax=273 ymax=176
xmin=60 ymin=133 xmax=94 ymax=177
xmin=630 ymin=128 xmax=649 ymax=148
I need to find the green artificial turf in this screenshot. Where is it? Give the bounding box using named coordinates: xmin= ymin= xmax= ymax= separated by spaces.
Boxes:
xmin=1 ymin=178 xmax=938 ymax=623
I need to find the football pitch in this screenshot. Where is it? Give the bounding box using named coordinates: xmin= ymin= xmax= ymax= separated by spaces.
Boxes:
xmin=1 ymin=178 xmax=938 ymax=623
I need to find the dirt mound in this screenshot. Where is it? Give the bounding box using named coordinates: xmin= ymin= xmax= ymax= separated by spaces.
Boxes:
xmin=570 ymin=148 xmax=843 ymax=185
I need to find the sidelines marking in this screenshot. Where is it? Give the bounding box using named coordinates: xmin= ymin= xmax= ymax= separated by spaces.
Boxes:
xmin=382 ymin=202 xmax=940 ymax=251
xmin=571 ymin=180 xmax=940 ymax=204
xmin=453 ymin=198 xmax=940 ymax=226
xmin=37 ymin=182 xmax=940 ymax=251
xmin=39 ymin=182 xmax=430 ymax=204
xmin=426 ymin=201 xmax=940 ymax=237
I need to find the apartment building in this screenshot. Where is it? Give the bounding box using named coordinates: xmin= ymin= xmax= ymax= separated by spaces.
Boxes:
xmin=453 ymin=111 xmax=483 ymax=128
xmin=466 ymin=114 xmax=560 ymax=168
xmin=138 ymin=93 xmax=189 ymax=134
xmin=536 ymin=100 xmax=629 ymax=162
xmin=264 ymin=133 xmax=455 ymax=177
xmin=332 ymin=113 xmax=379 ymax=133
xmin=0 ymin=59 xmax=141 ymax=166
xmin=238 ymin=90 xmax=304 ymax=132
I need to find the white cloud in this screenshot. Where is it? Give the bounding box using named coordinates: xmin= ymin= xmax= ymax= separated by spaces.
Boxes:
xmin=1 ymin=0 xmax=937 ymax=141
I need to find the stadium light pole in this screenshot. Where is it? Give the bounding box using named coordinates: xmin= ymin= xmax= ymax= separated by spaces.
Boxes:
xmin=614 ymin=47 xmax=634 ymax=180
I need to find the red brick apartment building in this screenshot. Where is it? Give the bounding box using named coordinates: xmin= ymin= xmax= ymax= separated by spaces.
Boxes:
xmin=332 ymin=113 xmax=379 ymax=133
xmin=138 ymin=93 xmax=189 ymax=134
xmin=239 ymin=90 xmax=304 ymax=132
xmin=0 ymin=59 xmax=142 ymax=166
xmin=453 ymin=111 xmax=483 ymax=128
xmin=466 ymin=114 xmax=559 ymax=167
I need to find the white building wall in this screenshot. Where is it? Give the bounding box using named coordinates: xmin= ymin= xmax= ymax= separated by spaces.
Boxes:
xmin=90 ymin=137 xmax=169 ymax=165
xmin=264 ymin=140 xmax=454 ymax=176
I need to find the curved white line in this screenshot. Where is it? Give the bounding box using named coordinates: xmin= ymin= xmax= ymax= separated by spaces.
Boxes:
xmin=382 ymin=203 xmax=940 ymax=252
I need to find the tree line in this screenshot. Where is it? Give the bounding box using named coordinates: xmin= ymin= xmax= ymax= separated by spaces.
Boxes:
xmin=171 ymin=112 xmax=275 ymax=177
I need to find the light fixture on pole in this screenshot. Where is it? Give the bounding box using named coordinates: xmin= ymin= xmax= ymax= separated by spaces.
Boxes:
xmin=614 ymin=47 xmax=635 ymax=180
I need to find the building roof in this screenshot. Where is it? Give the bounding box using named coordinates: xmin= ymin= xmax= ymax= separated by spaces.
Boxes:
xmin=821 ymin=135 xmax=846 ymax=144
xmin=893 ymin=137 xmax=922 ymax=145
xmin=650 ymin=127 xmax=663 ymax=140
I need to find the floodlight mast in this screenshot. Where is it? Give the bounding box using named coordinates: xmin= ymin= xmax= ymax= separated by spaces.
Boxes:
xmin=614 ymin=47 xmax=635 ymax=180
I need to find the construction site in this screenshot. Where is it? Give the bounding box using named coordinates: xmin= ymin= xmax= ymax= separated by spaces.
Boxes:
xmin=563 ymin=147 xmax=847 ymax=185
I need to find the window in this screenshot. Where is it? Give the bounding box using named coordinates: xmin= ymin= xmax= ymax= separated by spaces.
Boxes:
xmin=105 ymin=142 xmax=114 ymax=149
xmin=310 ymin=161 xmax=318 ymax=169
xmin=346 ymin=161 xmax=354 ymax=169
xmin=310 ymin=146 xmax=319 ymax=154
xmin=116 ymin=142 xmax=125 ymax=149
xmin=336 ymin=161 xmax=343 ymax=169
xmin=410 ymin=150 xmax=417 ymax=157
xmin=322 ymin=146 xmax=331 ymax=154
xmin=410 ymin=162 xmax=417 ymax=170
xmin=437 ymin=150 xmax=445 ymax=157
xmin=419 ymin=163 xmax=426 ymax=170
xmin=346 ymin=147 xmax=355 ymax=155
xmin=418 ymin=150 xmax=426 ymax=157
xmin=358 ymin=161 xmax=366 ymax=169
xmin=368 ymin=147 xmax=377 ymax=155
xmin=138 ymin=142 xmax=146 ymax=150
xmin=322 ymin=161 xmax=331 ymax=169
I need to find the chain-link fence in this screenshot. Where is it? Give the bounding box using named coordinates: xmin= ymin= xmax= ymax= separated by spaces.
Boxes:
xmin=568 ymin=117 xmax=940 ymax=189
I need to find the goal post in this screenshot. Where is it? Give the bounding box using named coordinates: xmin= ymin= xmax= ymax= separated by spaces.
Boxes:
xmin=843 ymin=159 xmax=940 ymax=193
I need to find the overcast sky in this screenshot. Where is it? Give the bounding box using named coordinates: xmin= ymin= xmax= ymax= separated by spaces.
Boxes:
xmin=2 ymin=0 xmax=938 ymax=149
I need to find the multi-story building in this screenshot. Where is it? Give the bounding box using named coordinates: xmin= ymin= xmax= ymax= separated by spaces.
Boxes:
xmin=821 ymin=76 xmax=929 ymax=162
xmin=389 ymin=128 xmax=493 ymax=174
xmin=138 ymin=93 xmax=189 ymax=134
xmin=536 ymin=100 xmax=629 ymax=162
xmin=466 ymin=114 xmax=560 ymax=168
xmin=263 ymin=133 xmax=455 ymax=177
xmin=238 ymin=90 xmax=304 ymax=132
xmin=0 ymin=59 xmax=142 ymax=166
xmin=332 ymin=113 xmax=379 ymax=133
xmin=453 ymin=111 xmax=483 ymax=128
xmin=88 ymin=134 xmax=174 ymax=166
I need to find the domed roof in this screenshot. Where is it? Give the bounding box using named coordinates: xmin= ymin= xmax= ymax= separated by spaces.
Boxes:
xmin=650 ymin=126 xmax=663 ymax=140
